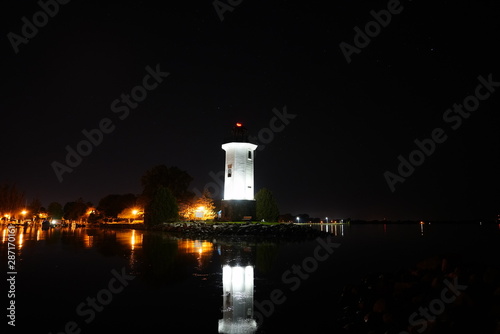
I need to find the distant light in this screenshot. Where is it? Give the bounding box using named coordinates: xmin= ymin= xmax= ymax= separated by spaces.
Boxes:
xmin=236 ymin=122 xmax=242 ymax=127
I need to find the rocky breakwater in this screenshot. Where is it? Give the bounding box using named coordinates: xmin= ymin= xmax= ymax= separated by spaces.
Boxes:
xmin=155 ymin=222 xmax=329 ymax=240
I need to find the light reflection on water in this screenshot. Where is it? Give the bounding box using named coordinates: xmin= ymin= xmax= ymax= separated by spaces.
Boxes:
xmin=307 ymin=221 xmax=459 ymax=237
xmin=5 ymin=221 xmax=488 ymax=253
xmin=316 ymin=223 xmax=346 ymax=236
xmin=1 ymin=222 xmax=498 ymax=333
xmin=219 ymin=265 xmax=257 ymax=333
xmin=311 ymin=222 xmax=431 ymax=236
xmin=0 ymin=225 xmax=266 ymax=333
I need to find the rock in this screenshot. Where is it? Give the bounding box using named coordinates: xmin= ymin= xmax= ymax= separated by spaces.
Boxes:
xmin=153 ymin=222 xmax=329 ymax=240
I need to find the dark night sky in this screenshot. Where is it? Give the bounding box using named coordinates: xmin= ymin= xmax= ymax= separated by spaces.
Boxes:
xmin=1 ymin=0 xmax=499 ymax=221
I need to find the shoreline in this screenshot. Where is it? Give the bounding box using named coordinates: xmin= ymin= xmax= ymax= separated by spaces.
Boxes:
xmin=98 ymin=221 xmax=331 ymax=240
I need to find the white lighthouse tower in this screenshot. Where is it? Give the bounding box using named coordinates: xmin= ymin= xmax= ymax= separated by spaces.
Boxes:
xmin=221 ymin=123 xmax=258 ymax=221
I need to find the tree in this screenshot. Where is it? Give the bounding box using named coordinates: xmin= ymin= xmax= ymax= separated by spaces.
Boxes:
xmin=145 ymin=186 xmax=178 ymax=226
xmin=63 ymin=199 xmax=89 ymax=222
xmin=0 ymin=183 xmax=25 ymax=217
xmin=141 ymin=165 xmax=194 ymax=207
xmin=179 ymin=189 xmax=217 ymax=221
xmin=98 ymin=193 xmax=137 ymax=218
xmin=47 ymin=202 xmax=64 ymax=219
xmin=88 ymin=211 xmax=103 ymax=224
xmin=28 ymin=198 xmax=42 ymax=217
xmin=255 ymin=188 xmax=279 ymax=222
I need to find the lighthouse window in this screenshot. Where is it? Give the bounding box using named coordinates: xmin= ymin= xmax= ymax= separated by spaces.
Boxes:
xmin=228 ymin=168 xmax=232 ymax=177
xmin=248 ymin=151 xmax=252 ymax=160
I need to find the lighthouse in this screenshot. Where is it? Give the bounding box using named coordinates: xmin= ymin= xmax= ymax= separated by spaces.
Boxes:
xmin=221 ymin=123 xmax=258 ymax=221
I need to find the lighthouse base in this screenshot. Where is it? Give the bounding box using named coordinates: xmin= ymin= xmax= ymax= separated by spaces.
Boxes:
xmin=221 ymin=200 xmax=256 ymax=222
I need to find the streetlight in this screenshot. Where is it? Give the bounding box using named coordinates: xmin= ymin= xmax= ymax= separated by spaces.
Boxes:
xmin=20 ymin=210 xmax=27 ymax=224
xmin=195 ymin=206 xmax=206 ymax=220
xmin=296 ymin=216 xmax=300 ymax=224
xmin=129 ymin=209 xmax=139 ymax=223
xmin=326 ymin=216 xmax=329 ymax=223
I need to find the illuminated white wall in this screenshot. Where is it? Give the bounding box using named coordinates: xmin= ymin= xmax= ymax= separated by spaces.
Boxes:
xmin=219 ymin=265 xmax=256 ymax=334
xmin=222 ymin=142 xmax=258 ymax=200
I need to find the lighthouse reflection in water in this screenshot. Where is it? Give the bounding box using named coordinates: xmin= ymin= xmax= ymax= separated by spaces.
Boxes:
xmin=219 ymin=264 xmax=257 ymax=333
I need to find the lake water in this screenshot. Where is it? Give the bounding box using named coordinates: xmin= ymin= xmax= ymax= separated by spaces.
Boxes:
xmin=2 ymin=222 xmax=499 ymax=333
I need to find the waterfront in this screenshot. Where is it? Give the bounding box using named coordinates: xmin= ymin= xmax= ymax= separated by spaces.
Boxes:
xmin=2 ymin=222 xmax=499 ymax=333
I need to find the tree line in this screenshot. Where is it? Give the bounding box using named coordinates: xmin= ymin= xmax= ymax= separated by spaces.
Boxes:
xmin=1 ymin=164 xmax=281 ymax=225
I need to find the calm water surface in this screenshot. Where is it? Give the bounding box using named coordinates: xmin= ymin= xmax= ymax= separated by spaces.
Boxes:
xmin=2 ymin=223 xmax=499 ymax=333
